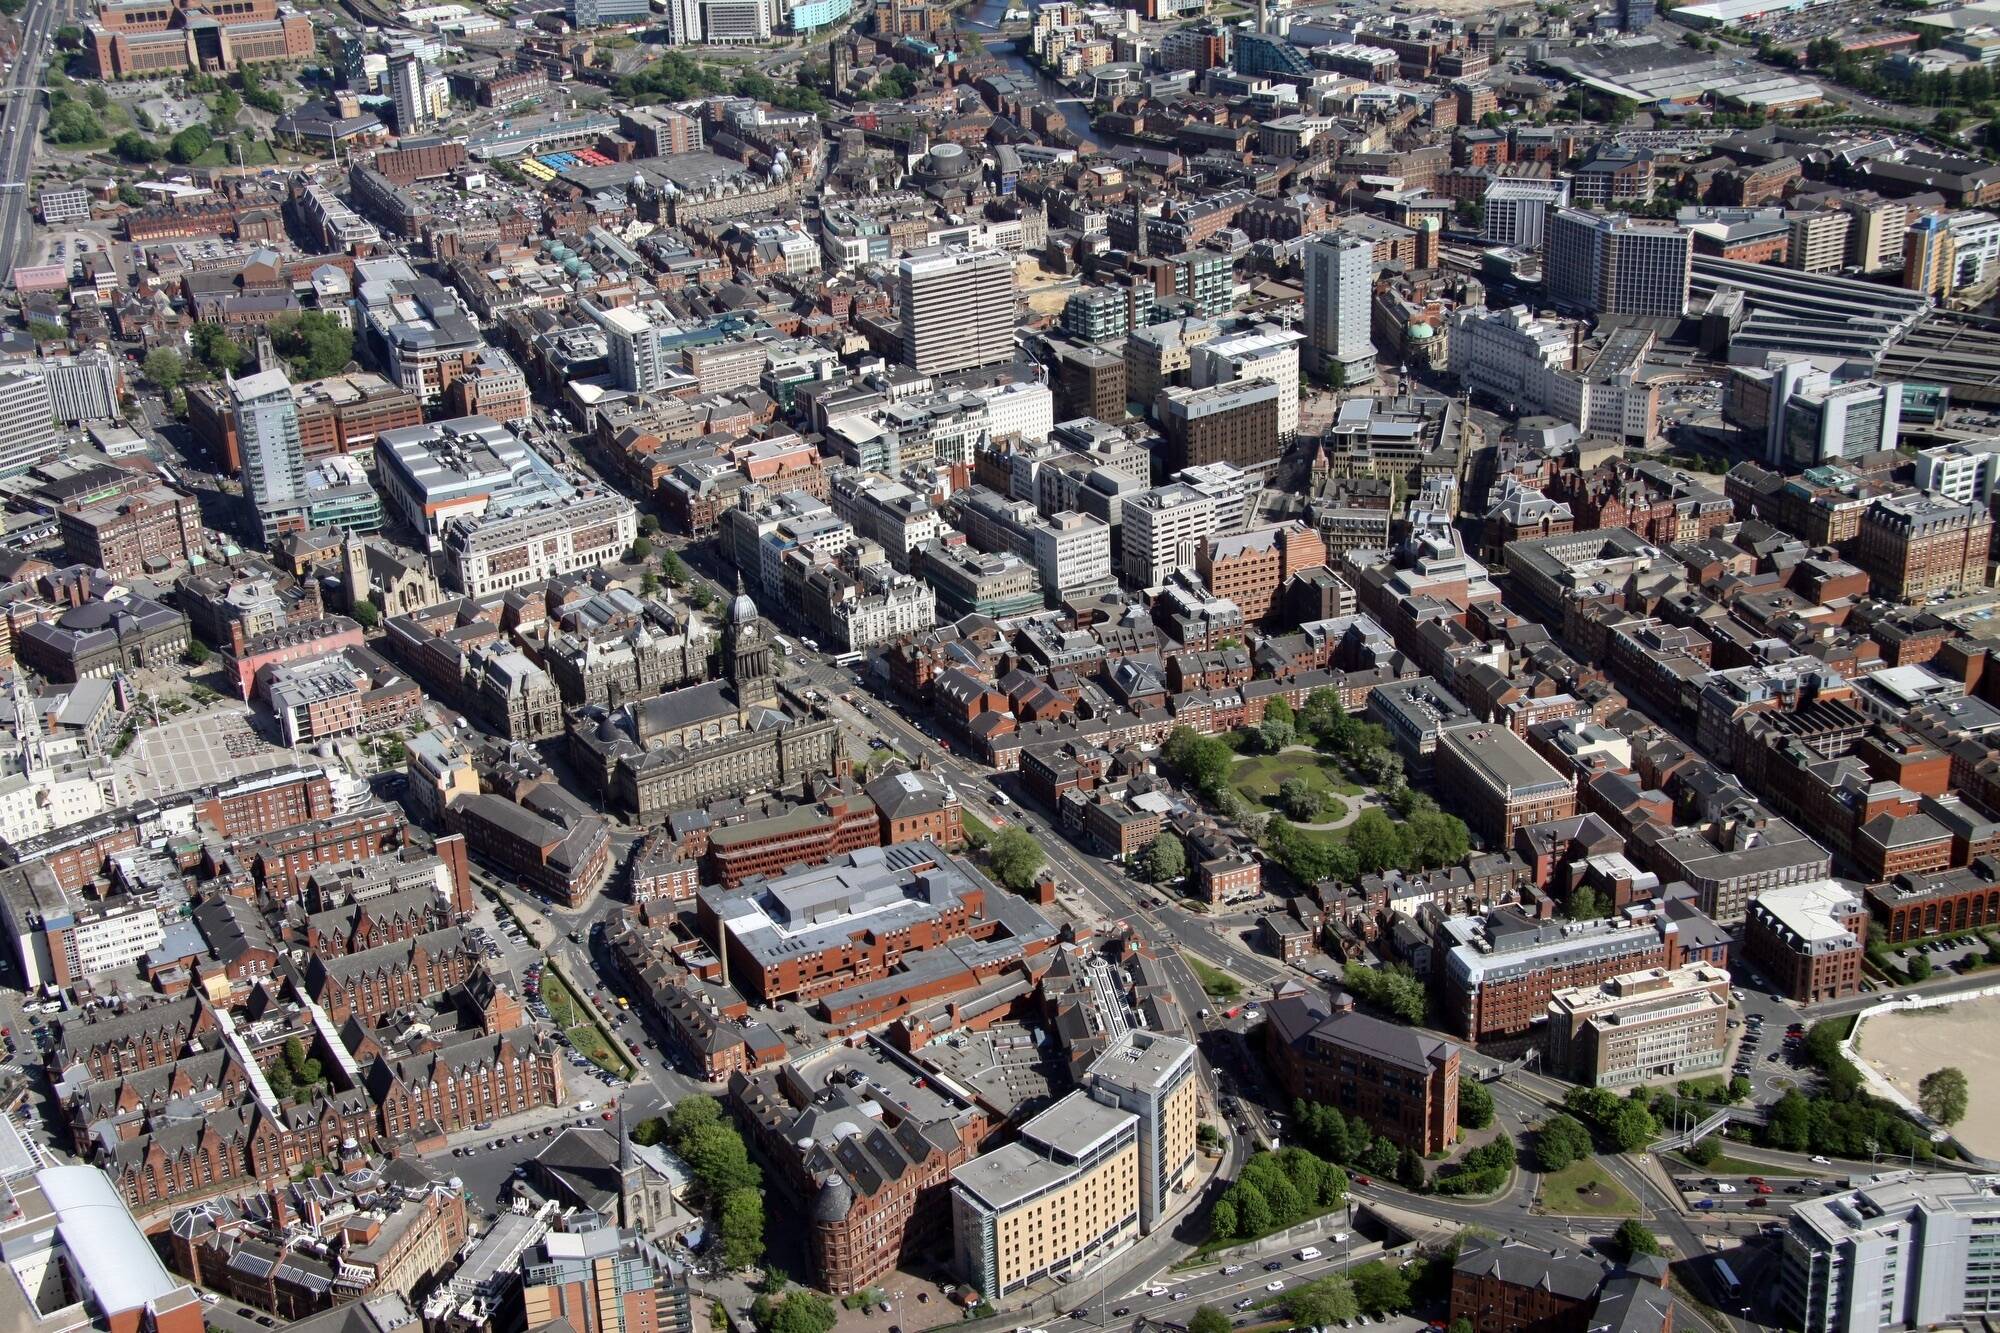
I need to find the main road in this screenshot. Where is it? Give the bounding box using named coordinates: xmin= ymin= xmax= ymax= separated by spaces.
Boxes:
xmin=0 ymin=0 xmax=73 ymax=271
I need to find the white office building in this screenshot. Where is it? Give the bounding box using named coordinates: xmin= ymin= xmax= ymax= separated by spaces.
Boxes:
xmin=231 ymin=368 xmax=307 ymax=544
xmin=41 ymin=349 xmax=122 ymax=424
xmin=1189 ymin=325 xmax=1304 ymax=440
xmin=1483 ymin=179 xmax=1572 ymax=251
xmin=1914 ymin=437 xmax=2000 ymax=506
xmin=387 ymin=53 xmax=429 ymax=133
xmin=1302 ymin=231 xmax=1376 ymax=385
xmin=1030 ymin=510 xmax=1115 ymax=601
xmin=596 ymin=305 xmax=671 ymax=393
xmin=0 ymin=364 xmax=57 ymax=476
xmin=1780 ymin=1171 xmax=2000 ymax=1333
xmin=899 ymin=247 xmax=1019 ymax=375
xmin=439 ymin=492 xmax=638 ymax=595
xmin=972 ymin=380 xmax=1055 ymax=444
xmin=1547 ymin=210 xmax=1692 ymax=318
xmin=1122 ymin=483 xmax=1214 ymax=590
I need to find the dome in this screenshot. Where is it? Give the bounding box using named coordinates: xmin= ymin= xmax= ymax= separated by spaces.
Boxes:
xmin=729 ymin=588 xmax=759 ymax=625
xmin=1408 ymin=323 xmax=1435 ymax=341
xmin=921 ymin=142 xmax=976 ymax=179
xmin=813 ymin=1175 xmax=854 ymax=1222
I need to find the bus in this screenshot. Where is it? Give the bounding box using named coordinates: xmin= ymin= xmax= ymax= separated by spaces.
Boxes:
xmin=1714 ymin=1260 xmax=1742 ymax=1303
xmin=832 ymin=651 xmax=864 ymax=667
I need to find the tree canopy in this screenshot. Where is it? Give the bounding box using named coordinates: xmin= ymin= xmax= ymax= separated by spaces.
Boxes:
xmin=272 ymin=310 xmax=354 ymax=380
xmin=1919 ymin=1067 xmax=1969 ymax=1125
xmin=986 ymin=827 xmax=1044 ymax=892
xmin=1141 ymin=831 xmax=1186 ymax=884
xmin=1535 ymin=1114 xmax=1594 ymax=1173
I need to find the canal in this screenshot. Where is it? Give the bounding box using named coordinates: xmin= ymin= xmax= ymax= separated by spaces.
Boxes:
xmin=953 ymin=0 xmax=1115 ymax=150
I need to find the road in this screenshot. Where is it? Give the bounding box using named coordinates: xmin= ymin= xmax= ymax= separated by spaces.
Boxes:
xmin=0 ymin=0 xmax=71 ymax=272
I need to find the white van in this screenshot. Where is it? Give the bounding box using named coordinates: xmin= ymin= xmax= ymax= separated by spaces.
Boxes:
xmin=1298 ymin=1246 xmax=1323 ymax=1261
xmin=578 ymin=1100 xmax=598 ymax=1113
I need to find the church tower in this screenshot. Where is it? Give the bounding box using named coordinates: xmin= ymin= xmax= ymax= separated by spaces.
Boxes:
xmin=723 ymin=573 xmax=776 ymax=705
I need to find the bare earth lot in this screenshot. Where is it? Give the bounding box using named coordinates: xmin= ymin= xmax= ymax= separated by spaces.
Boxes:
xmin=1855 ymin=998 xmax=2000 ymax=1157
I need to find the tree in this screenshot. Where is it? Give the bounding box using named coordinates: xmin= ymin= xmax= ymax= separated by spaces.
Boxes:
xmin=1277 ymin=777 xmax=1325 ymax=821
xmin=349 ymin=597 xmax=380 ymax=630
xmin=143 ymin=347 xmax=185 ymax=391
xmin=1288 ymin=1276 xmax=1359 ymax=1328
xmin=628 ymin=536 xmax=654 ymax=563
xmin=212 ymin=87 xmax=242 ymax=124
xmin=1615 ymin=1220 xmax=1662 ymax=1260
xmin=1209 ymin=1196 xmax=1238 ymax=1239
xmin=1567 ymin=885 xmax=1605 ymax=920
xmin=1686 ymin=1135 xmax=1723 ymax=1167
xmin=761 ymin=1291 xmax=835 ymax=1333
xmin=1164 ymin=727 xmax=1235 ymax=796
xmin=46 ymin=102 xmax=103 ymax=144
xmin=660 ymin=548 xmax=688 ymax=584
xmin=1266 ymin=697 xmax=1295 ymax=728
xmin=1187 ymin=1307 xmax=1232 ymax=1333
xmin=1450 ymin=1319 xmax=1475 ymax=1333
xmin=169 ymin=124 xmax=213 ymax=163
xmin=1342 ymin=963 xmax=1427 ymax=1025
xmin=1611 ymin=1100 xmax=1658 ymax=1153
xmin=1907 ymin=953 xmax=1933 ymax=981
xmin=987 ymin=827 xmax=1044 ymax=892
xmin=1919 ymin=1067 xmax=1969 ymax=1125
xmin=1405 ymin=810 xmax=1470 ymax=869
xmin=266 ymin=1060 xmax=295 ymax=1099
xmin=185 ymin=639 xmax=211 ymax=666
xmin=1459 ymin=1079 xmax=1495 ymax=1130
xmin=631 ymin=1116 xmax=669 ymax=1147
xmin=681 ymin=1122 xmax=760 ymax=1203
xmin=26 ymin=319 xmax=65 ymax=345
xmin=1257 ymin=716 xmax=1296 ymax=752
xmin=1348 ymin=809 xmax=1404 ymax=874
xmin=1327 ymin=362 xmax=1348 ymax=391
xmin=1535 ymin=1114 xmax=1594 ymax=1173
xmin=55 ymin=22 xmax=84 ymax=45
xmin=668 ymin=1096 xmax=723 ymax=1145
xmin=1141 ymin=831 xmax=1186 ymax=884
xmin=1349 ymin=1262 xmax=1411 ymax=1315
xmin=720 ymin=1187 xmax=766 ymax=1268
xmin=273 ymin=309 xmax=354 ymax=379
xmin=191 ymin=322 xmax=242 ymax=375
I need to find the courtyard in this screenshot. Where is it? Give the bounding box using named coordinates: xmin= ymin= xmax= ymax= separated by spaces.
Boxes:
xmin=1228 ymin=748 xmax=1370 ymax=837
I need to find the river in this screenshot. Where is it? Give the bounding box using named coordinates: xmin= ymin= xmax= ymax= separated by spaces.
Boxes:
xmin=952 ymin=0 xmax=1116 ymax=150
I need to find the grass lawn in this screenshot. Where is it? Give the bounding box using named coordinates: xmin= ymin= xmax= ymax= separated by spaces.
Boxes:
xmin=1229 ymin=752 xmax=1365 ymax=810
xmin=1191 ymin=1201 xmax=1346 ymax=1258
xmin=540 ymin=966 xmax=634 ymax=1080
xmin=1540 ymin=1158 xmax=1641 ymax=1218
xmin=1185 ymin=953 xmax=1243 ymax=1000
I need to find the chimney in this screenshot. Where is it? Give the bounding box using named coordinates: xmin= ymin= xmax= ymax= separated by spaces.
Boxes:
xmin=229 ymin=618 xmax=248 ymax=656
xmin=435 ymin=834 xmax=473 ymax=917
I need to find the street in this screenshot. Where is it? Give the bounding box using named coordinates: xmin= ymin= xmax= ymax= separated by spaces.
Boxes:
xmin=0 ymin=0 xmax=74 ymax=272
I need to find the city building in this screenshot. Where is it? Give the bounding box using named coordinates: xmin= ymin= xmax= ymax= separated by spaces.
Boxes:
xmin=57 ymin=481 xmax=202 ymax=577
xmin=1083 ymin=1030 xmax=1201 ymax=1233
xmin=732 ymin=1040 xmax=987 ymax=1294
xmin=1483 ymin=179 xmax=1572 ymax=250
xmin=87 ymin=0 xmax=315 ymax=78
xmin=1866 ymin=861 xmax=2000 ymax=944
xmin=1743 ymin=879 xmax=1867 ymax=1004
xmin=1157 ymin=380 xmax=1282 ymax=475
xmin=1439 ymin=903 xmax=1683 ymax=1043
xmin=1780 ymin=1171 xmax=2000 ymax=1333
xmin=1303 ymin=231 xmax=1377 ymax=385
xmin=231 ymin=367 xmax=307 ymax=545
xmin=1434 ymin=720 xmax=1579 ymax=843
xmin=1543 ymin=963 xmax=1732 ymax=1087
xmin=0 ymin=1165 xmax=208 ymax=1333
xmin=899 ymin=247 xmax=1019 ymax=375
xmin=1453 ymin=1236 xmax=1675 ymax=1333
xmin=1547 ymin=210 xmax=1692 ymax=318
xmin=0 ymin=363 xmax=59 ymax=475
xmin=1264 ymin=983 xmax=1460 ymax=1153
xmin=693 ymin=839 xmax=1057 ymax=1004
xmin=1190 ymin=325 xmax=1305 ymax=440
xmin=1854 ymin=492 xmax=1992 ymax=603
xmin=951 ymin=1090 xmax=1141 ymax=1300
xmin=1122 ymin=483 xmax=1216 ymax=590
xmin=0 ymin=862 xmax=163 ymax=990
xmin=519 ymin=1218 xmax=692 ymax=1333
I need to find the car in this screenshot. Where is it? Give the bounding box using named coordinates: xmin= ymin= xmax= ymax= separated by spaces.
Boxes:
xmin=1747 ymin=1177 xmax=1767 ymax=1187
xmin=1748 ymin=1197 xmax=1769 ymax=1209
xmin=1353 ymin=1175 xmax=1371 ymax=1186
xmin=1714 ymin=1183 xmax=1738 ymax=1193
xmin=1267 ymin=1281 xmax=1286 ymax=1293
xmin=1114 ymin=1310 xmax=1131 ymax=1318
xmin=1173 ymin=1293 xmax=1189 ymax=1302
xmin=1811 ymin=1155 xmax=1830 ymax=1165
xmin=1265 ymin=1261 xmax=1284 ymax=1271
xmin=1785 ymin=1184 xmax=1806 ymax=1195
xmin=1692 ymin=1199 xmax=1716 ymax=1210
xmin=1222 ymin=1265 xmax=1244 ymax=1275
xmin=1236 ymin=1301 xmax=1256 ymax=1312
xmin=1755 ymin=1184 xmax=1774 ymax=1195
xmin=1070 ymin=1311 xmax=1090 ymax=1321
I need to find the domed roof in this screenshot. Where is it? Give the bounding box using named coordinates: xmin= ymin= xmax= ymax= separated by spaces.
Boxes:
xmin=1408 ymin=323 xmax=1436 ymax=341
xmin=728 ymin=578 xmax=759 ymax=626
xmin=813 ymin=1174 xmax=854 ymax=1222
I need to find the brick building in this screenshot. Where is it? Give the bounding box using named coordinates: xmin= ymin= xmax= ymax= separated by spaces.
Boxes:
xmin=1196 ymin=521 xmax=1327 ymax=624
xmin=1435 ymin=720 xmax=1579 ymax=843
xmin=244 ymin=804 xmax=409 ymax=903
xmin=303 ymin=927 xmax=482 ymax=1023
xmin=1264 ymin=983 xmax=1461 ymax=1153
xmin=1866 ymin=859 xmax=2000 ymax=943
xmin=1743 ymin=879 xmax=1867 ymax=1003
xmin=1439 ymin=904 xmax=1682 ymax=1043
xmin=1854 ymin=493 xmax=1992 ymax=603
xmin=58 ymin=482 xmax=203 ymax=578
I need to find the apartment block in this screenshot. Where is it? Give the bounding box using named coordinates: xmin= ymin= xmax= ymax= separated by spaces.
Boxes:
xmin=1544 ymin=963 xmax=1731 ymax=1087
xmin=1439 ymin=904 xmax=1681 ymax=1043
xmin=1744 ymin=879 xmax=1867 ymax=1004
xmin=1781 ymin=1171 xmax=2000 ymax=1333
xmin=1265 ymin=984 xmax=1460 ymax=1153
xmin=1434 ymin=720 xmax=1578 ymax=843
